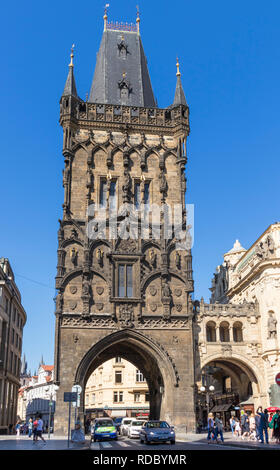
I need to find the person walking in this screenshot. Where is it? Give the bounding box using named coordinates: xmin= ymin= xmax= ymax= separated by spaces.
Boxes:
xmin=32 ymin=417 xmax=38 ymax=442
xmin=249 ymin=413 xmax=256 ymax=440
xmin=214 ymin=415 xmax=224 ymax=444
xmin=234 ymin=418 xmax=241 ymax=437
xmin=255 ymin=412 xmax=261 ymax=441
xmin=15 ymin=421 xmax=21 ymax=438
xmin=241 ymin=411 xmax=250 ymax=440
xmin=256 ymin=407 xmax=269 ymax=444
xmin=269 ymin=410 xmax=280 ymax=444
xmin=229 ymin=416 xmax=236 ymax=435
xmin=35 ymin=415 xmax=46 ymax=444
xmin=28 ymin=418 xmax=33 ymax=438
xmin=207 ymin=413 xmax=215 ymax=444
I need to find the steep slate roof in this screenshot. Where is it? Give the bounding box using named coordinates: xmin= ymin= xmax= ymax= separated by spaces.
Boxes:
xmin=62 ymin=64 xmax=78 ymax=97
xmin=172 ymin=73 xmax=187 ymax=107
xmin=89 ymin=28 xmax=156 ymax=107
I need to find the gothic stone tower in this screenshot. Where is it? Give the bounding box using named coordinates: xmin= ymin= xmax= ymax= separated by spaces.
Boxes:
xmin=54 ymin=12 xmax=195 ymax=435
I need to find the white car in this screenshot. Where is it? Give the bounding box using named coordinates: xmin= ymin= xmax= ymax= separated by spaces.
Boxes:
xmin=127 ymin=420 xmax=146 ymax=438
xmin=120 ymin=418 xmax=133 ymax=436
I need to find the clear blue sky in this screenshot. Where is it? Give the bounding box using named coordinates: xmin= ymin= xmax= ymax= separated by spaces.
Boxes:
xmin=1 ymin=0 xmax=280 ymax=373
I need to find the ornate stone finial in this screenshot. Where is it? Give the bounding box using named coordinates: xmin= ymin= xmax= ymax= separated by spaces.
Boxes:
xmin=104 ymin=3 xmax=109 ymax=31
xmin=176 ymin=57 xmax=181 ymax=77
xmin=122 ymin=71 xmax=127 ymax=79
xmin=136 ymin=5 xmax=140 ymax=34
xmin=69 ymin=44 xmax=75 ymax=67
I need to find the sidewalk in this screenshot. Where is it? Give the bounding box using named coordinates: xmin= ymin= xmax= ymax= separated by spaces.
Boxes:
xmin=180 ymin=432 xmax=280 ymax=450
xmin=0 ymin=434 xmax=91 ymax=451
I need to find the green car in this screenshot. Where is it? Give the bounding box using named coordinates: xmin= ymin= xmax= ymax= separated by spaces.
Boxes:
xmin=91 ymin=418 xmax=118 ymax=442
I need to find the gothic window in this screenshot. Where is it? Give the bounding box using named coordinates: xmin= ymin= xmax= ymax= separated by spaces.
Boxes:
xmin=233 ymin=322 xmax=243 ymax=342
xmin=134 ymin=182 xmax=141 ymax=209
xmin=118 ymin=264 xmax=133 ymax=298
xmin=109 ymin=180 xmax=117 ymax=210
xmin=219 ymin=322 xmax=230 ymax=342
xmin=144 ymin=182 xmax=150 ymax=208
xmin=206 ymin=322 xmax=216 ymax=342
xmin=99 ymin=180 xmax=107 ymax=209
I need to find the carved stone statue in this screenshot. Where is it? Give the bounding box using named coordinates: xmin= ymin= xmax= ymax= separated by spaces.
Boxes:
xmin=162 ymin=280 xmax=171 ymax=300
xmin=82 ymin=278 xmax=90 ymax=297
xmin=70 ymin=247 xmax=78 ymax=265
xmin=256 ymin=235 xmax=275 ymax=260
xmin=96 ymin=248 xmax=104 ymax=266
xmin=175 ymin=251 xmax=181 ymax=269
xmin=150 ymin=249 xmax=157 ymax=268
xmin=160 ymin=171 xmax=168 ymax=196
xmin=267 ymin=311 xmax=277 ymax=339
xmin=56 ymin=291 xmax=63 ymax=312
xmin=122 ymin=170 xmax=132 ymax=203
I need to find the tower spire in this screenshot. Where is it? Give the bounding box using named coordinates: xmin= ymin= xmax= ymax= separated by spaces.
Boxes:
xmin=172 ymin=57 xmax=187 ymax=107
xmin=136 ymin=5 xmax=140 ymax=34
xmin=62 ymin=44 xmax=78 ymax=97
xmin=104 ymin=4 xmax=109 ymax=31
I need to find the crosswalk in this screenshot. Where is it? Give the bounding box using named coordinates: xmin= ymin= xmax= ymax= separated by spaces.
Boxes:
xmin=90 ymin=438 xmax=143 ymax=450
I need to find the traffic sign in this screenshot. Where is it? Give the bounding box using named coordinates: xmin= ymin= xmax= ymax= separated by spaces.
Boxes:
xmin=72 ymin=385 xmax=82 ymax=408
xmin=275 ymin=373 xmax=280 ymax=387
xmin=64 ymin=392 xmax=77 ymax=402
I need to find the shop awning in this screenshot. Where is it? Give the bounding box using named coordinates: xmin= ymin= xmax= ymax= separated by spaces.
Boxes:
xmin=110 ymin=409 xmax=127 ymax=418
xmin=210 ymin=404 xmax=233 ymax=412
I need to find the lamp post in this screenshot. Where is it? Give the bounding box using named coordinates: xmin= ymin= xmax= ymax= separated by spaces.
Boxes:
xmin=200 ymin=385 xmax=215 ymax=417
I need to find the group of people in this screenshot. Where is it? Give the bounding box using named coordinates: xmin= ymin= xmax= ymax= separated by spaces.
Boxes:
xmin=207 ymin=407 xmax=280 ymax=445
xmin=15 ymin=415 xmax=46 ymax=444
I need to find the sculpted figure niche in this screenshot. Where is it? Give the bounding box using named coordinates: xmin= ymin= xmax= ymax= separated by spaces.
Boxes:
xmin=267 ymin=311 xmax=277 ymax=339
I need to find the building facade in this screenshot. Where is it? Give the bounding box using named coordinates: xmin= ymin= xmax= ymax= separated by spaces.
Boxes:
xmin=0 ymin=258 xmax=26 ymax=434
xmin=194 ymin=223 xmax=280 ymax=425
xmin=85 ymin=357 xmax=149 ymax=419
xmin=54 ymin=11 xmax=195 ymax=435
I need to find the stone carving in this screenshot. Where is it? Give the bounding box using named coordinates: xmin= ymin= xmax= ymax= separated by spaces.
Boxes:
xmin=96 ymin=248 xmax=104 ymax=267
xmin=82 ymin=278 xmax=90 ymax=296
xmin=256 ymin=235 xmax=275 ymax=260
xmin=175 ymin=304 xmax=182 ymax=312
xmin=96 ymin=286 xmax=104 ymax=295
xmin=268 ymin=311 xmax=277 ymax=339
xmin=96 ymin=303 xmax=104 ymax=311
xmin=122 ymin=169 xmax=132 ymax=203
xmin=119 ymin=304 xmax=134 ymax=328
xmin=221 ymin=344 xmax=232 ymax=357
xmin=70 ymin=286 xmax=77 ymax=294
xmin=150 ymin=303 xmax=157 ymax=312
xmin=70 ymin=247 xmax=78 ymax=265
xmin=173 ymin=335 xmax=179 ymax=344
xmin=174 ymin=288 xmax=182 ymax=297
xmin=56 ymin=291 xmax=63 ymax=312
xmin=73 ymin=334 xmax=79 ymax=343
xmin=70 ymin=229 xmax=78 ymax=239
xmin=175 ymin=252 xmax=181 ymax=269
xmin=159 ymin=171 xmax=168 ymax=198
xmin=149 ymin=286 xmax=157 ymax=296
xmin=116 ymin=239 xmax=137 ymax=253
xmin=162 ymin=280 xmax=171 ymax=300
xmin=70 ymin=301 xmax=77 ymax=310
xmin=149 ymin=249 xmax=157 ymax=268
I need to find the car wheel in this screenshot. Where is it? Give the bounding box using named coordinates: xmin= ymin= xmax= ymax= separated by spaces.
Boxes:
xmin=171 ymin=440 xmax=175 ymax=445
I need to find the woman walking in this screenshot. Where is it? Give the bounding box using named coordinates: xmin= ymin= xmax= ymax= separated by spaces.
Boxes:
xmin=207 ymin=413 xmax=215 ymax=444
xmin=269 ymin=410 xmax=280 ymax=444
xmin=28 ymin=418 xmax=33 ymax=438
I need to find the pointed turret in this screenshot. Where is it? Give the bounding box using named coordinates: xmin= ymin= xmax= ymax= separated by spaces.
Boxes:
xmin=172 ymin=58 xmax=187 ymax=107
xmin=39 ymin=354 xmax=45 ymax=369
xmin=62 ymin=44 xmax=78 ymax=97
xmin=89 ymin=9 xmax=156 ymax=107
xmin=21 ymin=353 xmax=27 ymax=375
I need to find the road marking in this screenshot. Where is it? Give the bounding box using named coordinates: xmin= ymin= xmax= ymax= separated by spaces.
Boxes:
xmin=118 ymin=441 xmax=130 ymax=447
xmin=90 ymin=442 xmax=101 ymax=450
xmin=101 ymin=442 xmax=113 ymax=449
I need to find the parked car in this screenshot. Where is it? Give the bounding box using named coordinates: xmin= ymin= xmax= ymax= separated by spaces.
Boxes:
xmin=120 ymin=418 xmax=133 ymax=436
xmin=112 ymin=417 xmax=123 ymax=434
xmin=91 ymin=418 xmax=118 ymax=442
xmin=139 ymin=420 xmax=175 ymax=444
xmin=127 ymin=420 xmax=146 ymax=439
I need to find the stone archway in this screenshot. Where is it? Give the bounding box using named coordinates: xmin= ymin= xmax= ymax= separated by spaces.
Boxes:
xmin=74 ymin=329 xmax=178 ymax=422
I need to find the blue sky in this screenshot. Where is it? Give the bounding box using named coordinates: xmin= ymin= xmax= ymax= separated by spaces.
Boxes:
xmin=1 ymin=0 xmax=280 ymax=373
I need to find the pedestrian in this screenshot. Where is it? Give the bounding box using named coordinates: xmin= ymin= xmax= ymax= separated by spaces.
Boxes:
xmin=35 ymin=414 xmax=46 ymax=444
xmin=15 ymin=421 xmax=21 ymax=438
xmin=234 ymin=418 xmax=241 ymax=437
xmin=241 ymin=411 xmax=250 ymax=440
xmin=214 ymin=414 xmax=224 ymax=444
xmin=249 ymin=413 xmax=256 ymax=440
xmin=254 ymin=412 xmax=261 ymax=440
xmin=71 ymin=416 xmax=86 ymax=445
xmin=206 ymin=413 xmax=215 ymax=444
xmin=268 ymin=412 xmax=274 ymax=440
xmin=269 ymin=410 xmax=280 ymax=444
xmin=28 ymin=418 xmax=33 ymax=438
xmin=256 ymin=407 xmax=269 ymax=444
xmin=229 ymin=416 xmax=236 ymax=435
xmin=32 ymin=417 xmax=38 ymax=442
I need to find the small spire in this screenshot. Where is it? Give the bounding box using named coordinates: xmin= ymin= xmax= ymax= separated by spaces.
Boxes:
xmin=176 ymin=57 xmax=181 ymax=76
xmin=62 ymin=45 xmax=78 ymax=97
xmin=104 ymin=4 xmax=109 ymax=31
xmin=172 ymin=57 xmax=187 ymax=107
xmin=69 ymin=44 xmax=75 ymax=67
xmin=136 ymin=5 xmax=140 ymax=34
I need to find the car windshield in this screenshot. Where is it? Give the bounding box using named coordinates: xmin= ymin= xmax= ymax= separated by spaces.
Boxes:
xmin=131 ymin=421 xmax=144 ymax=426
xmin=95 ymin=420 xmax=113 ymax=428
xmin=147 ymin=421 xmax=169 ymax=428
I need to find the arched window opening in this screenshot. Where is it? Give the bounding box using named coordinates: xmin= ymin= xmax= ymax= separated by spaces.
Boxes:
xmin=206 ymin=322 xmax=216 ymax=342
xmin=233 ymin=322 xmax=243 ymax=342
xmin=219 ymin=322 xmax=230 ymax=342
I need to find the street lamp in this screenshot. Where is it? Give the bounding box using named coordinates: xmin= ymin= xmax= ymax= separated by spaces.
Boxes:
xmin=200 ymin=385 xmax=215 ymax=416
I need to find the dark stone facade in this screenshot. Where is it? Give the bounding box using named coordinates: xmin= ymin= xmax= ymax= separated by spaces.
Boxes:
xmin=54 ymin=23 xmax=196 ymax=435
